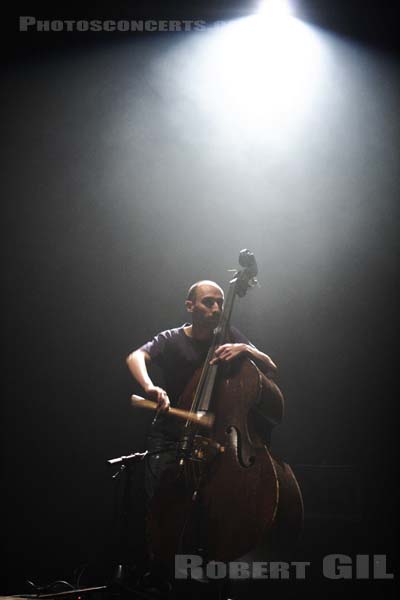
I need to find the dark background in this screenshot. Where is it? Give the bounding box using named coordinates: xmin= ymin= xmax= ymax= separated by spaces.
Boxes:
xmin=2 ymin=0 xmax=399 ymax=597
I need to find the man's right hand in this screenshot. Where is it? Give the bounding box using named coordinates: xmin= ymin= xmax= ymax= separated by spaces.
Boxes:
xmin=144 ymin=385 xmax=170 ymax=412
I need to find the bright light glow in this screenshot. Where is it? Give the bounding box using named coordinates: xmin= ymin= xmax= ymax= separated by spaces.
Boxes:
xmin=258 ymin=0 xmax=293 ymax=19
xmin=148 ymin=10 xmax=328 ymax=157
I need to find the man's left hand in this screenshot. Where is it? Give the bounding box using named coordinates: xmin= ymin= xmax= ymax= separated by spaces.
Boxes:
xmin=210 ymin=343 xmax=247 ymax=365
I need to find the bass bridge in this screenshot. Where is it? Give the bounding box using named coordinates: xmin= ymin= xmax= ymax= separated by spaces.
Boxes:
xmin=178 ymin=434 xmax=224 ymax=465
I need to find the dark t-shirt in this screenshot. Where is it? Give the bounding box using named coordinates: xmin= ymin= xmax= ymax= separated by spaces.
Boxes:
xmin=139 ymin=323 xmax=251 ymax=438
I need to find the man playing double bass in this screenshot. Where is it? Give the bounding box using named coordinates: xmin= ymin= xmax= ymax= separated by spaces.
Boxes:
xmin=126 ymin=274 xmax=303 ymax=599
xmin=126 ymin=279 xmax=277 ymax=499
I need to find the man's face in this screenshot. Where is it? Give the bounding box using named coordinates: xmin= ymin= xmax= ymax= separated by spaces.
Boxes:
xmin=186 ymin=284 xmax=224 ymax=328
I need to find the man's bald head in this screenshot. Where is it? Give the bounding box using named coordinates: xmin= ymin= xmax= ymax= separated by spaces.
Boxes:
xmin=186 ymin=280 xmax=224 ymax=303
xmin=185 ymin=281 xmax=224 ymax=332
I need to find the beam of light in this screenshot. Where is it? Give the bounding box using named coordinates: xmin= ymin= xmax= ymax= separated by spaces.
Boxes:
xmin=160 ymin=12 xmax=327 ymax=151
xmin=257 ymin=0 xmax=294 ymax=19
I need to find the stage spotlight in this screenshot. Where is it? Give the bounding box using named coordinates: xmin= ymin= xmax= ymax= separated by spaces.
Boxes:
xmin=257 ymin=0 xmax=294 ymax=19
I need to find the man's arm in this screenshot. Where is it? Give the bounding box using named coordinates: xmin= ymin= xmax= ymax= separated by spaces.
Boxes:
xmin=210 ymin=343 xmax=277 ymax=377
xmin=245 ymin=345 xmax=277 ymax=377
xmin=126 ymin=349 xmax=170 ymax=410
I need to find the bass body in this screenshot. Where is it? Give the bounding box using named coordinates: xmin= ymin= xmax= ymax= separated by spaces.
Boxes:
xmin=147 ymin=356 xmax=303 ymax=566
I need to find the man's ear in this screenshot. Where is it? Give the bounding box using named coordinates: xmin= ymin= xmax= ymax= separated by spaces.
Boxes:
xmin=185 ymin=300 xmax=194 ymax=313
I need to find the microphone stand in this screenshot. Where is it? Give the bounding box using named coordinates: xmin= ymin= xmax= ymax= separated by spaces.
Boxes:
xmin=106 ymin=447 xmax=176 ymax=596
xmin=106 ymin=451 xmax=144 ymax=592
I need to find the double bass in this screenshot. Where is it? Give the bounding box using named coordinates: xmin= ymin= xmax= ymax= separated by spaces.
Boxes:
xmin=146 ymin=250 xmax=303 ymax=569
